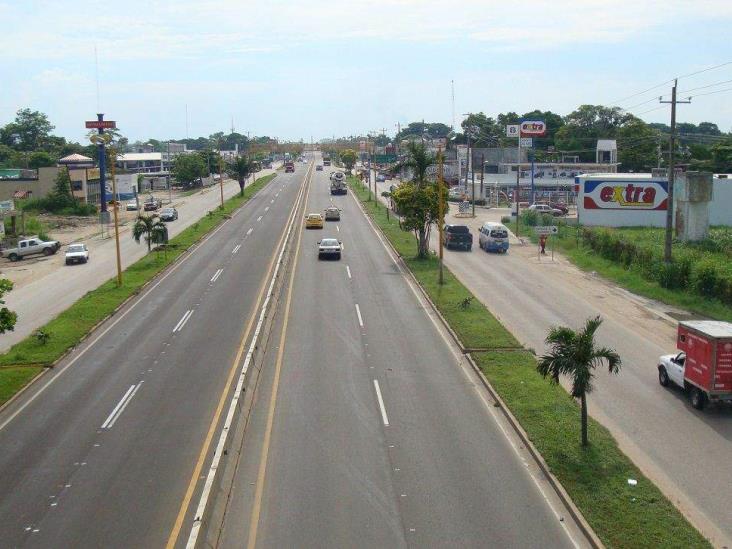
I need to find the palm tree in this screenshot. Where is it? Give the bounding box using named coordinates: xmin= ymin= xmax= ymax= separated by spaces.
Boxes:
xmin=132 ymin=214 xmax=167 ymax=252
xmin=395 ymin=141 xmax=434 ymax=188
xmin=537 ymin=316 xmax=622 ymax=447
xmin=227 ymin=156 xmax=254 ymax=196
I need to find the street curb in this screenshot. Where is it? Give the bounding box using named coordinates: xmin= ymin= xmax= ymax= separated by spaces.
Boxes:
xmin=350 ymin=181 xmax=604 ymax=549
xmin=0 ymin=176 xmax=277 ymax=416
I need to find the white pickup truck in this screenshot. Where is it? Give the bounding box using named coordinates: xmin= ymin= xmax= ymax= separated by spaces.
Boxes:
xmin=2 ymin=237 xmax=61 ymax=262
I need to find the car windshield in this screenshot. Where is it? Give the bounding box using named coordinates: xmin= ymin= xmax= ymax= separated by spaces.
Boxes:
xmin=308 ymin=214 xmax=321 ymax=219
xmin=162 ymin=209 xmax=173 ymax=214
xmin=490 ymin=230 xmax=508 ymax=238
xmin=68 ymin=245 xmax=85 ymax=252
xmin=321 ymin=239 xmax=339 ymax=246
xmin=448 ymin=226 xmax=470 ymax=233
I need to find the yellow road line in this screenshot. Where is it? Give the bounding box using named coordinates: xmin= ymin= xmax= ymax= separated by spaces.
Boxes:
xmin=165 ymin=170 xmax=309 ymax=549
xmin=246 ymin=163 xmax=312 ymax=549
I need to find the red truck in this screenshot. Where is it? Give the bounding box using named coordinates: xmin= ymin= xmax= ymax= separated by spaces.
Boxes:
xmin=284 ymin=161 xmax=295 ymax=173
xmin=658 ymin=321 xmax=732 ymax=410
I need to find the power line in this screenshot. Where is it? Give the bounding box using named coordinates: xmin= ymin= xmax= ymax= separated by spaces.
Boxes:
xmin=677 ymin=61 xmax=732 ymax=80
xmin=690 ymin=86 xmax=732 ymax=99
xmin=679 ymin=78 xmax=732 ymax=94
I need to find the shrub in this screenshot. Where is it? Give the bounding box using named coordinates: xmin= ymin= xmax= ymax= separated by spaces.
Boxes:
xmin=691 ymin=259 xmax=719 ymax=297
xmin=501 ymin=216 xmax=512 ymax=225
xmin=521 ymin=209 xmax=539 ymax=226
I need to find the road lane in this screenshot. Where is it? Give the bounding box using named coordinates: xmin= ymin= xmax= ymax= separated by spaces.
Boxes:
xmin=0 ymin=164 xmax=308 ymax=548
xmin=216 ymin=158 xmax=583 ymax=548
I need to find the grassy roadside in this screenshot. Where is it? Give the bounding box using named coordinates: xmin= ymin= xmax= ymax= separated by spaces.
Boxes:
xmin=0 ymin=175 xmax=276 ymax=405
xmin=349 ymin=176 xmax=709 ymax=549
xmin=515 ymin=220 xmax=732 ymax=321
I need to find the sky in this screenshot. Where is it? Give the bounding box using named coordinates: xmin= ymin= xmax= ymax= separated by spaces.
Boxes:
xmin=2 ymin=0 xmax=732 ymax=144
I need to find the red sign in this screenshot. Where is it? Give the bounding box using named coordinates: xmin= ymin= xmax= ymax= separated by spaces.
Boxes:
xmin=519 ymin=120 xmax=546 ymax=137
xmin=85 ymin=120 xmax=117 ymax=129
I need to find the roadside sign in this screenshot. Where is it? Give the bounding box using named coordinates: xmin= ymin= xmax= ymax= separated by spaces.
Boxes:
xmin=85 ymin=120 xmax=117 ymax=129
xmin=520 ymin=120 xmax=546 ymax=137
xmin=373 ymin=154 xmax=397 ymax=163
xmin=506 ymin=125 xmax=519 ymax=138
xmin=534 ymin=225 xmax=558 ymax=235
xmin=520 ymin=137 xmax=533 ymax=148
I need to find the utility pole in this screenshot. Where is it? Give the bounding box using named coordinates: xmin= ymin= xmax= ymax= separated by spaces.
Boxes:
xmin=515 ymin=135 xmax=521 ymax=237
xmin=438 ymin=148 xmax=445 ymax=285
xmin=451 ymin=80 xmax=455 ymax=131
xmin=218 ymin=137 xmax=225 ymax=209
xmin=660 ymin=79 xmax=691 ymax=263
xmin=109 ymin=147 xmax=123 ymax=287
xmin=480 ymin=153 xmax=485 ymax=204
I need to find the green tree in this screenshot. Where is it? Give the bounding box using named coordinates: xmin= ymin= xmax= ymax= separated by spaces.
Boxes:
xmin=132 ymin=214 xmax=167 ymax=252
xmin=710 ymin=137 xmax=732 ymax=172
xmin=227 ymin=156 xmax=255 ymax=196
xmin=0 ymin=108 xmax=55 ymax=151
xmin=340 ymin=149 xmax=357 ymax=171
xmin=172 ymin=154 xmax=207 ymax=187
xmin=391 ymin=142 xmax=441 ymax=258
xmin=197 ymin=149 xmax=222 ymax=175
xmin=28 ymin=151 xmax=55 ymax=168
xmin=616 ymin=119 xmax=660 ymax=172
xmin=555 ymin=105 xmax=636 ymax=162
xmin=51 ymin=168 xmax=75 ymax=207
xmin=537 ymin=316 xmax=622 ymax=447
xmin=0 ymin=279 xmax=18 ymax=334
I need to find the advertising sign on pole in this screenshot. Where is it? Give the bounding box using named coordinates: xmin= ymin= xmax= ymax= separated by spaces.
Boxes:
xmin=519 ymin=120 xmax=546 ymax=137
xmin=520 ymin=137 xmax=533 ymax=148
xmin=506 ymin=125 xmax=519 ymax=138
xmin=85 ymin=120 xmax=117 ymax=129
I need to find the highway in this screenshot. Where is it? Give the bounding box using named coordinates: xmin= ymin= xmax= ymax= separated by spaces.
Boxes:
xmin=1 ymin=167 xmax=278 ymax=353
xmin=214 ymin=160 xmax=585 ymax=548
xmin=371 ymin=174 xmax=732 ymax=546
xmin=0 ymin=164 xmax=302 ymax=547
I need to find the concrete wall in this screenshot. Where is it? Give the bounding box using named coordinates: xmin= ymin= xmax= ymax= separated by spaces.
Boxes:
xmin=709 ymin=178 xmax=732 ymax=226
xmin=0 ymin=167 xmax=57 ymax=201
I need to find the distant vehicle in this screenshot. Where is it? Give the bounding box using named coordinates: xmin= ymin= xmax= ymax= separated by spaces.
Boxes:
xmin=330 ymin=178 xmax=347 ymax=195
xmin=284 ymin=161 xmax=295 ymax=173
xmin=318 ymin=238 xmax=342 ymax=260
xmin=324 ymin=207 xmax=341 ymax=221
xmin=2 ymin=237 xmax=61 ymax=262
xmin=478 ymin=222 xmax=509 ymax=253
xmin=126 ymin=201 xmax=138 ymax=211
xmin=658 ymin=321 xmax=732 ymax=410
xmin=160 ymin=207 xmax=178 ymax=221
xmin=305 ymin=213 xmax=324 ymax=229
xmin=442 ymin=224 xmax=473 ymax=251
xmin=549 ymin=202 xmax=569 ymax=215
xmin=528 ymin=203 xmax=563 ymax=217
xmin=376 ymin=174 xmax=386 ymax=182
xmin=316 ymin=165 xmax=323 ymax=171
xmin=65 ymin=243 xmax=89 ymax=265
xmin=144 ymin=198 xmax=161 ymax=211
xmin=323 ymin=157 xmax=331 ymax=166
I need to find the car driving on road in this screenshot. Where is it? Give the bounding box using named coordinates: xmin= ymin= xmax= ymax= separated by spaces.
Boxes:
xmin=318 ymin=238 xmax=342 ymax=260
xmin=126 ymin=201 xmax=138 ymax=211
xmin=442 ymin=224 xmax=473 ymax=251
xmin=478 ymin=222 xmax=509 ymax=253
xmin=316 ymin=165 xmax=323 ymax=171
xmin=305 ymin=213 xmax=324 ymax=229
xmin=324 ymin=207 xmax=341 ymax=221
xmin=65 ymin=243 xmax=89 ymax=265
xmin=160 ymin=207 xmax=178 ymax=221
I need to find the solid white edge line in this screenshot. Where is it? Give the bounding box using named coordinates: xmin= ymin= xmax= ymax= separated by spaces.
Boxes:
xmin=173 ymin=310 xmax=192 ymax=333
xmin=101 ymin=385 xmax=136 ymax=429
xmin=346 ymin=265 xmax=352 ymax=279
xmin=185 ymin=161 xmax=312 ymax=548
xmin=373 ymin=380 xmax=390 ymax=426
xmin=355 ymin=303 xmax=364 ymax=327
xmin=107 ymin=382 xmax=142 ymax=429
xmin=336 ymin=225 xmax=340 ymax=232
xmin=349 ymin=188 xmax=582 ymax=549
xmin=177 ymin=310 xmax=194 ymax=332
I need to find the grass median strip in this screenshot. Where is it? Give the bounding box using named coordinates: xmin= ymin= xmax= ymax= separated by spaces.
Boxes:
xmin=349 ymin=176 xmax=709 ymax=549
xmin=0 ymin=175 xmax=276 ymax=405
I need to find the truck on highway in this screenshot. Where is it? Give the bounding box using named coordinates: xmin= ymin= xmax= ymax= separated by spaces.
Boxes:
xmin=2 ymin=237 xmax=61 ymax=261
xmin=323 ymin=155 xmax=331 ymax=167
xmin=284 ymin=161 xmax=295 ymax=173
xmin=658 ymin=320 xmax=732 ymax=410
xmin=330 ymin=174 xmax=347 ymax=195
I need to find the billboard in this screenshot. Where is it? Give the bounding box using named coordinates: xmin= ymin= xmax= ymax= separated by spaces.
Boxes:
xmin=520 ymin=120 xmax=546 ymax=137
xmin=582 ymin=179 xmax=668 ymax=210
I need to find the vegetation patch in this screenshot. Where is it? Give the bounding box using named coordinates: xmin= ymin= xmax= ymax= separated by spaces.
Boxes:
xmin=0 ymin=175 xmax=276 ymax=392
xmin=0 ymin=366 xmax=44 ymax=407
xmin=349 ymin=175 xmax=709 ymax=548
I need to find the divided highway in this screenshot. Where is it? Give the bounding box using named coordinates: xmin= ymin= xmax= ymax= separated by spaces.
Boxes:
xmin=214 ymin=159 xmax=586 ymax=548
xmin=0 ymin=165 xmax=305 ymax=547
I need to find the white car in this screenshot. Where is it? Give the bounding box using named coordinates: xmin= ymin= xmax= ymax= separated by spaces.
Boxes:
xmin=317 ymin=238 xmax=342 ymax=260
xmin=527 ymin=204 xmax=563 ymax=216
xmin=126 ymin=201 xmax=138 ymax=211
xmin=65 ymin=243 xmax=89 ymax=265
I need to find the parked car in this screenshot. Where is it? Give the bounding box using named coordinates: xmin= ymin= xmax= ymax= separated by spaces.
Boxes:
xmin=160 ymin=207 xmax=178 ymax=221
xmin=126 ymin=201 xmax=138 ymax=211
xmin=305 ymin=213 xmax=324 ymax=229
xmin=442 ymin=224 xmax=473 ymax=251
xmin=527 ymin=203 xmax=563 ymax=217
xmin=2 ymin=237 xmax=61 ymax=262
xmin=318 ymin=238 xmax=342 ymax=260
xmin=549 ymin=202 xmax=569 ymax=215
xmin=478 ymin=222 xmax=509 ymax=253
xmin=324 ymin=207 xmax=341 ymax=221
xmin=65 ymin=243 xmax=89 ymax=265
xmin=658 ymin=321 xmax=732 ymax=410
xmin=316 ymin=165 xmax=323 ymax=171
xmin=144 ymin=198 xmax=161 ymax=211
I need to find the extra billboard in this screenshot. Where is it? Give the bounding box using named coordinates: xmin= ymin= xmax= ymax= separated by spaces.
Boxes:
xmin=519 ymin=120 xmax=546 ymax=137
xmin=582 ymin=179 xmax=668 ymax=210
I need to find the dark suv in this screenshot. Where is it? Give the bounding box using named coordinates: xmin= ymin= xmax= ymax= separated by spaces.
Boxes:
xmin=443 ymin=224 xmax=473 ymax=251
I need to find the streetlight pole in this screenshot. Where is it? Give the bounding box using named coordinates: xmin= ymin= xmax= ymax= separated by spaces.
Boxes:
xmin=218 ymin=138 xmax=225 ymax=209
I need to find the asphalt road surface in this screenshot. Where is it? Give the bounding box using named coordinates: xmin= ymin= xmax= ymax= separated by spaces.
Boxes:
xmin=1 ymin=167 xmax=279 ymax=352
xmin=371 ymin=174 xmax=732 ymax=546
xmin=0 ymin=164 xmax=303 ymax=548
xmin=215 ymin=161 xmax=585 ymax=548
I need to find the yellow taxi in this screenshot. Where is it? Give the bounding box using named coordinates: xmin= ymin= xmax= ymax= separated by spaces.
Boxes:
xmin=305 ymin=213 xmax=324 ymax=229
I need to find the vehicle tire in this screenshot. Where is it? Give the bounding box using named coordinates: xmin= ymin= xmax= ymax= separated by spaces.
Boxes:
xmin=336 ymin=253 xmax=341 ymax=260
xmin=658 ymin=366 xmax=669 ymax=387
xmin=65 ymin=260 xmax=70 ymax=266
xmin=467 ymin=245 xmax=472 ymax=252
xmin=43 ymin=248 xmax=53 ymax=256
xmin=690 ymin=387 xmax=707 ymax=410
xmin=318 ymin=254 xmax=323 ymax=260
xmin=8 ymin=253 xmax=18 ymax=262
